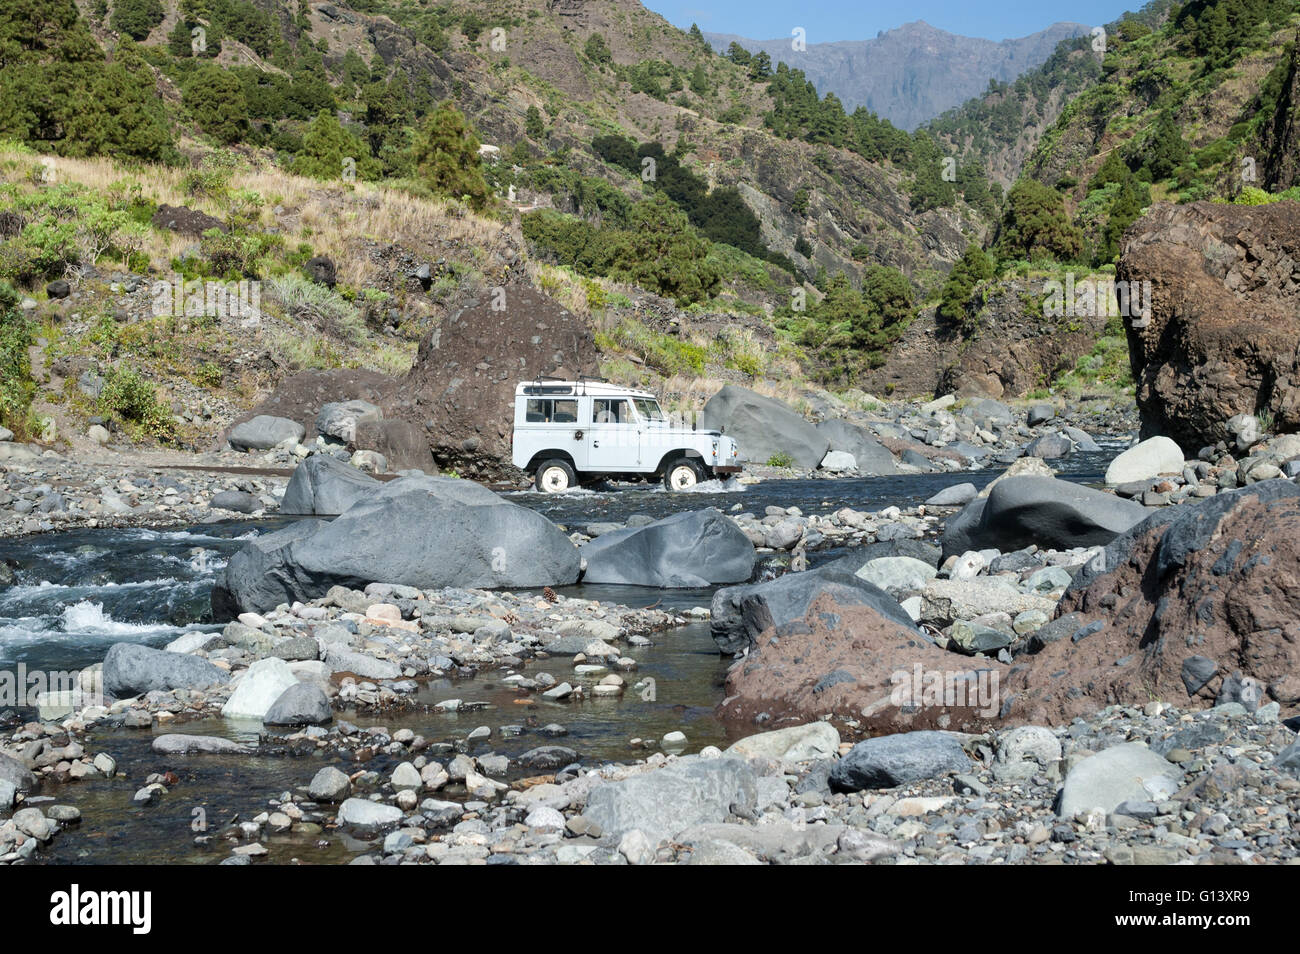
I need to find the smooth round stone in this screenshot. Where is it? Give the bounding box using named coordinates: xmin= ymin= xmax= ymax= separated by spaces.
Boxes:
xmin=574 ymin=664 xmax=607 ymax=674
xmin=592 ymin=684 xmax=622 ymax=695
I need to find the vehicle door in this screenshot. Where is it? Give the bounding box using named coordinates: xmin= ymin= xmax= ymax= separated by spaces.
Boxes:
xmin=587 ymin=397 xmax=640 ymax=471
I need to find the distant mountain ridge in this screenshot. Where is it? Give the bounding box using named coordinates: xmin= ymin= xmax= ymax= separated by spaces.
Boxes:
xmin=706 ymin=19 xmax=1092 ymax=130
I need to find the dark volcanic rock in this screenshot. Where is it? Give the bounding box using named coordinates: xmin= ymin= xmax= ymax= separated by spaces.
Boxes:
xmin=151 ymin=204 xmax=227 ymax=236
xmin=699 ymin=384 xmax=830 ymax=469
xmin=1004 ymin=480 xmax=1300 ymax=725
xmin=580 ymin=509 xmax=755 ymax=587
xmin=830 ymin=730 xmax=972 ymax=791
xmin=280 ymin=455 xmax=380 ymax=516
xmin=941 ymin=475 xmax=1148 ymax=559
xmin=213 ymin=476 xmax=580 ymax=615
xmin=263 ymin=682 xmax=333 ymax=726
xmin=304 ymin=256 xmax=337 ymax=288
xmin=711 ymin=560 xmax=920 ymax=655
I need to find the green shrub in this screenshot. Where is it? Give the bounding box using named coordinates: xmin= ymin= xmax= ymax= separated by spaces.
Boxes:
xmin=97 ymin=367 xmax=174 ymax=441
xmin=766 ymin=451 xmax=795 ymax=467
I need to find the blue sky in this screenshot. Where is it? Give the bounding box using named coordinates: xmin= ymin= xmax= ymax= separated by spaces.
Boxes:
xmin=645 ymin=1 xmax=1142 ymax=42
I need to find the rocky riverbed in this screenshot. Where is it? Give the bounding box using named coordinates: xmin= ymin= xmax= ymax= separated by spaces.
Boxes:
xmin=5 ymin=410 xmax=1300 ymax=865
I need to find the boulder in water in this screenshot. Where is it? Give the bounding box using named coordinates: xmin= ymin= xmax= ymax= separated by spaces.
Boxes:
xmin=280 ymin=454 xmax=381 ymax=515
xmin=103 ymin=643 xmax=229 ymax=697
xmin=581 ymin=509 xmax=755 ymax=588
xmin=213 ymin=476 xmax=580 ymax=615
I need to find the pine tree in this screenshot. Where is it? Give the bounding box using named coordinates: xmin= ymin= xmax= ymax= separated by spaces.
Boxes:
xmin=610 ymin=192 xmax=720 ymax=305
xmin=293 ymin=110 xmax=377 ymax=181
xmin=413 ymin=101 xmax=489 ymax=210
xmin=938 ymin=243 xmax=994 ymax=327
xmin=184 ymin=63 xmax=248 ymax=145
xmin=996 ymin=179 xmax=1084 ymax=263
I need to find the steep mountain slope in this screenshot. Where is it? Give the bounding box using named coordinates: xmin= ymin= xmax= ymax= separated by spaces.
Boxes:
xmin=1023 ymin=0 xmax=1300 ymax=200
xmin=706 ymin=20 xmax=1090 ymax=131
xmin=924 ymin=3 xmax=1176 ymax=188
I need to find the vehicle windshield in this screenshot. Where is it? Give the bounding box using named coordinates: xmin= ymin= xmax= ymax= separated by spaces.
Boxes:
xmin=633 ymin=398 xmax=665 ymax=422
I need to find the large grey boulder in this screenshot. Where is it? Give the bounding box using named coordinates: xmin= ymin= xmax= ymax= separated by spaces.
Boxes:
xmin=316 ymin=400 xmax=382 ymax=445
xmin=309 ymin=766 xmax=351 ymax=801
xmin=925 ymin=482 xmax=978 ymax=506
xmin=815 ymin=419 xmax=898 ymax=475
xmin=959 ymin=398 xmax=1015 ymax=426
xmin=699 ymin=385 xmax=829 ymax=468
xmin=583 ymin=756 xmax=757 ymax=842
xmin=830 ymin=731 xmax=971 ymax=791
xmin=581 ymin=509 xmax=755 ymax=587
xmin=229 ymin=415 xmax=304 ymax=451
xmin=263 ymin=682 xmax=333 ymax=726
xmin=1057 ymin=743 xmax=1183 ymax=817
xmin=212 ymin=476 xmax=581 ymax=615
xmin=941 ymin=475 xmax=1148 ymax=559
xmin=711 ymin=560 xmax=920 ymax=655
xmin=210 ymin=490 xmax=259 ymax=513
xmin=103 ymin=643 xmax=229 ymax=697
xmin=280 ymin=454 xmax=381 ymax=515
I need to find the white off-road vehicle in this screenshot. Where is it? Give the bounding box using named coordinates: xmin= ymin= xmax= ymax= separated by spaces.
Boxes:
xmin=511 ymin=378 xmax=742 ymax=492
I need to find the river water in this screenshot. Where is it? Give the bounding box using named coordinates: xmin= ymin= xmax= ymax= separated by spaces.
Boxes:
xmin=1 ymin=450 xmax=1121 ymax=863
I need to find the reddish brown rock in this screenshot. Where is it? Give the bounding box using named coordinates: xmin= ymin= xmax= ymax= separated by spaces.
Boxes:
xmin=403 ymin=283 xmax=598 ymax=477
xmin=1119 ymin=201 xmax=1300 ymax=449
xmin=1003 ymin=481 xmax=1300 ymax=725
xmin=718 ymin=593 xmax=1006 ymax=740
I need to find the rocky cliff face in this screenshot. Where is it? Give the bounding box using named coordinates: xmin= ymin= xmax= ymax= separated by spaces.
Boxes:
xmin=1118 ymin=201 xmax=1300 ymax=449
xmin=1262 ymin=29 xmax=1300 ymax=192
xmin=862 ymin=279 xmax=1108 ymax=399
xmin=707 ymin=20 xmax=1089 ymax=131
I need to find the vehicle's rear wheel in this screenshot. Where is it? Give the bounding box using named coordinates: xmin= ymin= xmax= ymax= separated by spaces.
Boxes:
xmin=534 ymin=459 xmax=577 ymax=493
xmin=663 ymin=458 xmax=704 ymax=491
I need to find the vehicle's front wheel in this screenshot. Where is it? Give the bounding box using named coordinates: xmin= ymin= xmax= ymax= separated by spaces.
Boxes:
xmin=534 ymin=459 xmax=577 ymax=493
xmin=663 ymin=458 xmax=704 ymax=491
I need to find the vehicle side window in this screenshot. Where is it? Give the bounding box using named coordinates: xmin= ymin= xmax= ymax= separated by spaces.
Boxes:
xmin=593 ymin=399 xmax=629 ymax=424
xmin=525 ymin=399 xmax=550 ymax=422
xmin=553 ymin=399 xmax=578 ymax=423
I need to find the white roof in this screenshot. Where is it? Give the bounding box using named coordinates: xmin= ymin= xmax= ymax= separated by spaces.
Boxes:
xmin=515 ymin=380 xmax=657 ymax=400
